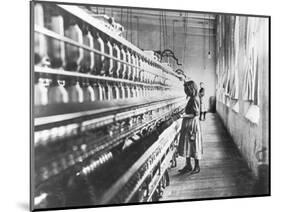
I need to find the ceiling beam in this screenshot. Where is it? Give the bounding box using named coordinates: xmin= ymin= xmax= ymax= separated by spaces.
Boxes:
xmin=121 ymin=19 xmax=215 ymax=30
xmin=87 ymin=7 xmax=217 ymax=20
xmin=180 ymin=33 xmax=216 ymax=37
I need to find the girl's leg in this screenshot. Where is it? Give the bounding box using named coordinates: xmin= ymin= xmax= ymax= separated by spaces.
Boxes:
xmin=199 ymin=112 xmax=203 ymax=120
xmin=193 ymin=159 xmax=200 ymax=173
xmin=186 ymin=157 xmax=192 ymax=169
xmin=179 ymin=157 xmax=193 ymax=173
xmin=203 ymin=112 xmax=206 ymax=120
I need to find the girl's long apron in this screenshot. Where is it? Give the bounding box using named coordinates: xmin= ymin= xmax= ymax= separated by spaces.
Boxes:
xmin=178 ymin=116 xmax=203 ymax=159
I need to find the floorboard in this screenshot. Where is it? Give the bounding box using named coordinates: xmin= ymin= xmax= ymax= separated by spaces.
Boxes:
xmin=160 ymin=113 xmax=256 ymax=201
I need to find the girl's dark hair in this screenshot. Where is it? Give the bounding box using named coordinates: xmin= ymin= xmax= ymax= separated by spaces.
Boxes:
xmin=184 ymin=80 xmax=198 ymax=97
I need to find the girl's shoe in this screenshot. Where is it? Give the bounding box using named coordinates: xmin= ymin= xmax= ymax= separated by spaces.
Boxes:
xmin=178 ymin=165 xmax=192 ymax=173
xmin=192 ymin=166 xmax=200 ymax=174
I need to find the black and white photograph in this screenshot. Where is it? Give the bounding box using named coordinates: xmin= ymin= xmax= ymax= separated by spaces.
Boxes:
xmin=30 ymin=0 xmax=270 ymax=211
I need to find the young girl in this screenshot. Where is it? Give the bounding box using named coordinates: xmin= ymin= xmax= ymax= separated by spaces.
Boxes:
xmin=178 ymin=80 xmax=203 ymax=174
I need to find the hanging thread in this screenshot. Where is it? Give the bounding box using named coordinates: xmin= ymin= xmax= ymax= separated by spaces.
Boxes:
xmin=173 ymin=20 xmax=175 ymax=67
xmin=136 ymin=17 xmax=140 ymax=47
xmin=164 ymin=11 xmax=169 ymax=49
xmin=130 ymin=9 xmax=133 ymax=43
xmin=159 ymin=13 xmax=162 ymax=51
xmin=126 ymin=8 xmax=129 ymax=39
xmin=120 ymin=8 xmax=123 ymax=25
xmin=183 ymin=12 xmax=188 ymax=71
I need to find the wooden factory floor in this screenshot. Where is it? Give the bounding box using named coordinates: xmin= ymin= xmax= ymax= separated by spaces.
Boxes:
xmin=160 ymin=113 xmax=256 ymax=201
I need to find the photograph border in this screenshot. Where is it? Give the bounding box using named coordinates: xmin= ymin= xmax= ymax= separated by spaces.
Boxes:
xmin=30 ymin=0 xmax=271 ymax=211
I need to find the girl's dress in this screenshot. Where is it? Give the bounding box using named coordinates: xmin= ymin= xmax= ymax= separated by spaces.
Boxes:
xmin=178 ymin=97 xmax=203 ymax=159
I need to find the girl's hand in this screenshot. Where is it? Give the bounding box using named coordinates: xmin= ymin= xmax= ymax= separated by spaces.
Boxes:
xmin=182 ymin=114 xmax=194 ymax=118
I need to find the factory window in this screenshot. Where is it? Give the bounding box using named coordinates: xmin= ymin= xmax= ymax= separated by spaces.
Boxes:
xmin=243 ymin=18 xmax=260 ymax=124
xmin=216 ymin=16 xmax=239 ymax=111
xmin=229 ymin=17 xmax=240 ymax=112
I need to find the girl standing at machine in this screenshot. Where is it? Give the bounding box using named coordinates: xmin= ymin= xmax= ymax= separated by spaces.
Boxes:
xmin=178 ymin=80 xmax=203 ymax=174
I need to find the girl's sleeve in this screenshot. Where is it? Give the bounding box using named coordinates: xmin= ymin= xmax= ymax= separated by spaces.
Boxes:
xmin=192 ymin=99 xmax=200 ymax=116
